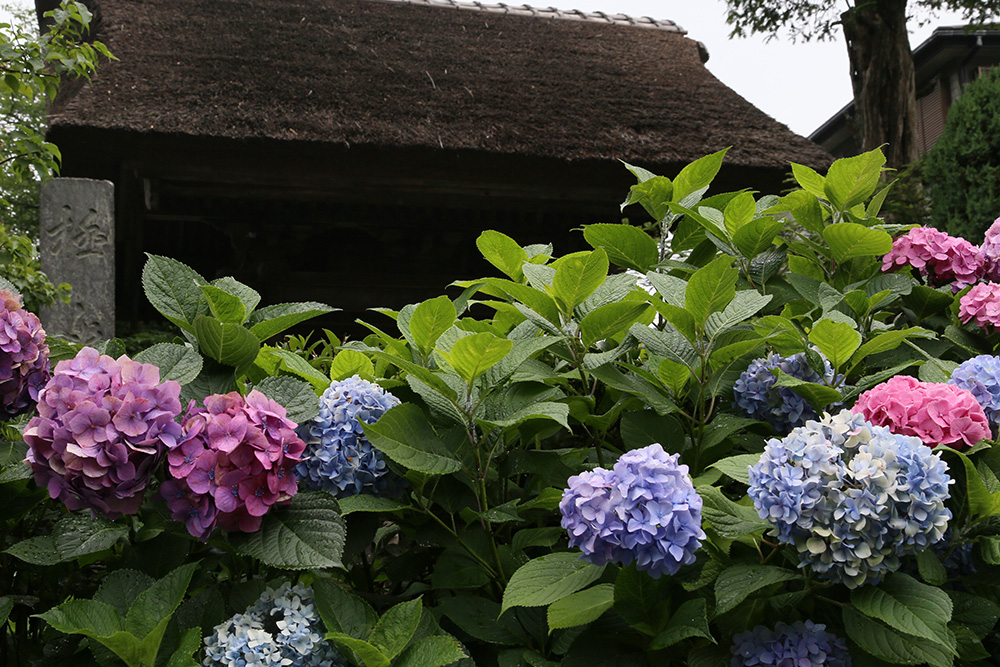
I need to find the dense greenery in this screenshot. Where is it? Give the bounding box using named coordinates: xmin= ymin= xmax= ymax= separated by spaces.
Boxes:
xmin=2 ymin=148 xmax=1000 ymax=667
xmin=924 ymin=67 xmax=1000 ymax=241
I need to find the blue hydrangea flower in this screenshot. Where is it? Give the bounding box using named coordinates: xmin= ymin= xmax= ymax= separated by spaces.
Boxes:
xmin=204 ymin=582 xmax=345 ymax=667
xmin=734 ymin=352 xmax=841 ymax=434
xmin=295 ymin=376 xmax=403 ymax=497
xmin=749 ymin=410 xmax=952 ymax=588
xmin=560 ymin=444 xmax=705 ymax=578
xmin=731 ymin=620 xmax=851 ymax=667
xmin=949 ymin=354 xmax=1000 ymax=425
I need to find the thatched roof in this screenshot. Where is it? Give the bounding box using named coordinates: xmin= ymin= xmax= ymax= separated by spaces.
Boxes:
xmin=49 ymin=0 xmax=832 ymax=169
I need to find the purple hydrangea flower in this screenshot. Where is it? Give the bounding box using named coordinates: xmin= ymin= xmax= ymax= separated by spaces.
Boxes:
xmin=949 ymin=354 xmax=1000 ymax=425
xmin=295 ymin=376 xmax=403 ymax=498
xmin=204 ymin=582 xmax=346 ymax=667
xmin=749 ymin=410 xmax=953 ymax=588
xmin=979 ymin=217 xmax=1000 ymax=281
xmin=163 ymin=390 xmax=304 ymax=539
xmin=560 ymin=444 xmax=705 ymax=578
xmin=0 ymin=290 xmax=50 ymax=420
xmin=731 ymin=620 xmax=851 ymax=667
xmin=23 ymin=347 xmax=182 ymax=518
xmin=734 ymin=352 xmax=841 ymax=434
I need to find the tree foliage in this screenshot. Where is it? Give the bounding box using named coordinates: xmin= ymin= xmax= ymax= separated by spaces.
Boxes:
xmin=923 ymin=67 xmax=1000 ymax=240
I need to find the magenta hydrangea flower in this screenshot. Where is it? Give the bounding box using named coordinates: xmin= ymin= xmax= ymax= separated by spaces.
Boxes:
xmin=852 ymin=375 xmax=989 ymax=449
xmin=882 ymin=226 xmax=983 ymax=289
xmin=960 ymin=282 xmax=1000 ymax=330
xmin=979 ymin=217 xmax=1000 ymax=281
xmin=23 ymin=347 xmax=182 ymax=518
xmin=162 ymin=390 xmax=305 ymax=539
xmin=0 ymin=289 xmax=50 ymax=420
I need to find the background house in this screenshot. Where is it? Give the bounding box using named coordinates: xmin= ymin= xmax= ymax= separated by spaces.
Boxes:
xmin=42 ymin=0 xmax=832 ymax=333
xmin=811 ymin=26 xmax=1000 ymax=159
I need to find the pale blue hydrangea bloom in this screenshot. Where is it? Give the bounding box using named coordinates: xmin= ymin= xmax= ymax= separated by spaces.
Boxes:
xmin=295 ymin=375 xmax=403 ymax=497
xmin=734 ymin=352 xmax=841 ymax=434
xmin=560 ymin=444 xmax=705 ymax=578
xmin=949 ymin=354 xmax=1000 ymax=424
xmin=749 ymin=410 xmax=952 ymax=588
xmin=204 ymin=582 xmax=344 ymax=667
xmin=731 ymin=620 xmax=851 ymax=667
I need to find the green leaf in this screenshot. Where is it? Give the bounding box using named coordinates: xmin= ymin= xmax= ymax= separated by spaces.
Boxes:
xmin=437 ymin=596 xmax=518 ymax=646
xmin=950 ymin=591 xmax=1000 ymax=640
xmin=629 ymin=323 xmax=699 ymax=371
xmin=824 ymin=148 xmax=886 ymax=211
xmin=257 ymin=347 xmax=331 ymax=390
xmin=790 ymin=162 xmax=826 ymax=199
xmin=363 ymin=403 xmax=462 ymax=475
xmin=193 ymin=316 xmax=259 ymax=372
xmin=620 ymin=411 xmax=685 ymax=452
xmin=95 ymin=338 xmax=127 ymax=358
xmin=338 ymin=495 xmax=408 ymax=515
xmin=550 ymin=249 xmax=609 ymax=314
xmin=709 ymin=454 xmax=759 ymax=486
xmin=394 ymin=635 xmax=468 ymax=667
xmin=53 ymin=515 xmax=129 ymax=561
xmin=210 ymin=276 xmax=261 ymax=315
xmin=439 ymin=332 xmax=513 ymax=385
xmin=949 ymin=450 xmax=1000 ymax=519
xmin=501 ymin=553 xmax=605 ymax=614
xmin=706 ymin=290 xmax=773 ymax=339
xmin=163 ymin=626 xmax=202 ymax=667
xmin=546 ymin=584 xmax=614 ymax=631
xmin=916 ymin=550 xmax=948 ymax=586
xmin=723 ymin=192 xmax=756 ymax=236
xmin=579 ymin=301 xmax=650 ymax=348
xmin=477 ymin=230 xmax=529 ymax=281
xmin=199 ymin=284 xmax=246 ymax=324
xmin=622 ymin=174 xmax=674 ymax=220
xmin=808 ymin=319 xmax=861 ymax=369
xmin=822 ymin=223 xmax=893 ymax=263
xmin=95 ymin=570 xmax=155 ymax=618
xmin=369 ymin=597 xmax=423 ymax=659
xmin=843 ymin=606 xmax=955 ymax=667
xmin=134 ymin=343 xmax=203 ymax=385
xmin=772 ymin=370 xmax=842 ymax=413
xmin=583 ymin=224 xmax=658 ymax=272
xmin=479 ymin=401 xmax=570 ymax=431
xmin=247 ymin=302 xmax=336 ymax=342
xmin=673 ymin=148 xmax=728 ymax=201
xmin=685 ymin=256 xmax=738 ymax=327
xmin=698 ymin=485 xmax=770 ymax=539
xmin=714 ymin=564 xmax=799 ymax=615
xmin=252 ymin=375 xmax=320 ymax=424
xmin=411 ymin=296 xmax=458 ymax=358
xmin=326 ymin=633 xmax=391 ymax=667
xmin=650 ymin=598 xmax=713 ymax=650
xmin=733 ymin=217 xmax=784 ymax=259
xmin=4 ymin=535 xmax=61 ymax=565
xmin=313 ymin=579 xmax=378 ymax=640
xmin=849 ymin=327 xmax=934 ymax=369
xmin=851 ymin=573 xmax=954 ymax=648
xmin=125 ymin=563 xmax=197 ymax=643
xmin=230 ymin=491 xmax=346 ymax=569
xmin=329 ymin=349 xmax=375 ymax=381
xmin=645 ymin=272 xmax=687 ymax=308
xmin=484 ymin=279 xmax=561 ymax=327
xmin=141 ymin=254 xmax=208 ymax=332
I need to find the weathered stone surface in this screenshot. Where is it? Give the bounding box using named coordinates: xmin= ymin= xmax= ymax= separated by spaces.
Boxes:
xmin=39 ymin=178 xmax=115 ymax=344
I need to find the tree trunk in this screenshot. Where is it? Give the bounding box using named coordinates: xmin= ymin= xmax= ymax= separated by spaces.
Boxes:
xmin=841 ymin=0 xmax=919 ymax=169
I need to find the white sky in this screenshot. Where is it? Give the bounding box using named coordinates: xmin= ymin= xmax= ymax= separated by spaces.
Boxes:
xmin=1 ymin=0 xmax=982 ymax=137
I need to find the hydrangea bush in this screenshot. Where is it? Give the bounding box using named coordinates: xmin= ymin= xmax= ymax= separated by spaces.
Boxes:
xmin=4 ymin=148 xmax=1000 ymax=667
xmin=0 ymin=288 xmax=50 ymax=420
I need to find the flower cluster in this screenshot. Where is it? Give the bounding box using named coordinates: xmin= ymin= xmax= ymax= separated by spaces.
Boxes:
xmin=0 ymin=290 xmax=50 ymax=420
xmin=734 ymin=352 xmax=840 ymax=434
xmin=949 ymin=354 xmax=1000 ymax=426
xmin=882 ymin=226 xmax=982 ymax=289
xmin=749 ymin=410 xmax=952 ymax=587
xmin=731 ymin=620 xmax=851 ymax=667
xmin=295 ymin=376 xmax=402 ymax=498
xmin=163 ymin=390 xmax=304 ymax=539
xmin=979 ymin=217 xmax=1000 ymax=281
xmin=560 ymin=444 xmax=705 ymax=578
xmin=204 ymin=582 xmax=345 ymax=667
xmin=960 ymin=282 xmax=1000 ymax=330
xmin=853 ymin=375 xmax=989 ymax=449
xmin=23 ymin=347 xmax=182 ymax=518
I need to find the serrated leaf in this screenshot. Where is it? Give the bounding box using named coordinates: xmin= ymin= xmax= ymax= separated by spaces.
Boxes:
xmin=247 ymin=302 xmax=336 ymax=342
xmin=329 ymin=349 xmax=375 ymax=381
xmin=141 ymin=254 xmax=208 ymax=332
xmin=5 ymin=535 xmax=61 ymax=565
xmin=437 ymin=596 xmax=518 ymax=646
xmin=230 ymin=492 xmax=346 ymax=569
xmin=698 ymin=485 xmax=770 ymax=539
xmin=253 ymin=375 xmax=319 ymax=424
xmin=327 ymin=633 xmax=391 ymax=667
xmin=706 ymin=290 xmax=773 ymax=339
xmin=411 ymin=296 xmax=458 ymax=358
xmin=199 ymin=284 xmax=246 ymax=324
xmin=620 ymin=411 xmax=685 ymax=453
xmin=673 ymin=148 xmax=728 ymax=201
xmin=501 ymin=553 xmax=604 ymax=614
xmin=824 ymin=148 xmax=886 ymax=210
xmin=338 ymin=495 xmax=409 ymax=515
xmin=772 ymin=370 xmax=842 ymax=413
xmin=733 ymin=217 xmax=784 ymax=259
xmin=579 ymin=301 xmax=650 ymax=348
xmin=714 ymin=564 xmax=799 ymax=615
xmin=622 ymin=175 xmax=674 ymax=221
xmin=363 ymin=403 xmax=462 ymax=475
xmin=477 ymin=230 xmax=529 ymax=281
xmin=843 ymin=606 xmax=955 ymax=667
xmin=790 ymin=163 xmax=826 ymax=199
xmin=685 ymin=256 xmax=738 ymax=327
xmin=210 ymin=276 xmax=261 ymax=315
xmin=916 ymin=550 xmax=948 ymax=586
xmin=134 ymin=343 xmax=203 ymax=385
xmin=551 ymin=249 xmax=609 ymax=314
xmin=851 ymin=573 xmax=954 ymax=649
xmin=125 ymin=562 xmax=197 ymax=642
xmin=313 ymin=579 xmax=378 ymax=640
xmin=480 ymin=401 xmax=570 ymax=431
xmin=708 ymin=454 xmax=759 ymax=486
xmin=546 ymin=584 xmax=614 ymax=631
xmin=808 ymin=319 xmax=861 ymax=369
xmin=650 ymin=598 xmax=713 ymax=650
xmin=53 ymin=515 xmax=129 ymax=561
xmin=394 ymin=635 xmax=468 ymax=667
xmin=823 ymin=223 xmax=893 ymax=263
xmin=583 ymin=224 xmax=658 ymax=272
xmin=439 ymin=332 xmax=512 ymax=385
xmin=193 ymin=316 xmax=260 ymax=372
xmin=95 ymin=570 xmax=155 ymax=618
xmin=369 ymin=597 xmax=423 ymax=659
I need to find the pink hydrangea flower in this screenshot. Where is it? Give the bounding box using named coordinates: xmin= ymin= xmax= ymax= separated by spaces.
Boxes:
xmin=960 ymin=282 xmax=1000 ymax=329
xmin=979 ymin=217 xmax=1000 ymax=281
xmin=162 ymin=390 xmax=305 ymax=539
xmin=852 ymin=375 xmax=989 ymax=449
xmin=0 ymin=289 xmax=50 ymax=420
xmin=882 ymin=226 xmax=983 ymax=289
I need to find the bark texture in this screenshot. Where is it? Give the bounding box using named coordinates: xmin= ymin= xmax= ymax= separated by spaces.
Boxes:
xmin=842 ymin=0 xmax=919 ymax=168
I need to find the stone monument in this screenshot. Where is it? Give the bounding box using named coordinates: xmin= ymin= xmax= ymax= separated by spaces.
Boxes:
xmin=39 ymin=178 xmax=115 ymax=344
